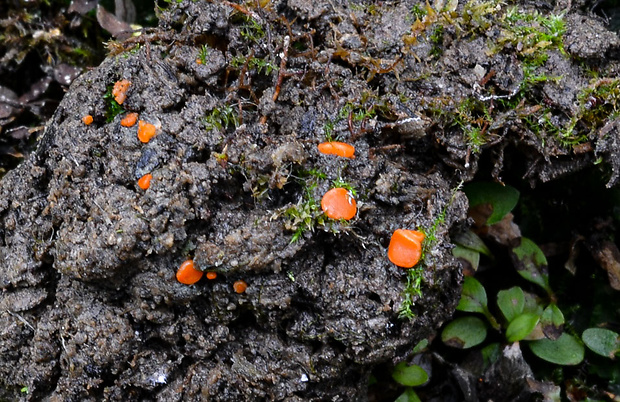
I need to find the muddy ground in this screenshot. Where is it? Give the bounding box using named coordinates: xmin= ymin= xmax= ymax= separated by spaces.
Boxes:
xmin=1 ymin=0 xmax=619 ymax=400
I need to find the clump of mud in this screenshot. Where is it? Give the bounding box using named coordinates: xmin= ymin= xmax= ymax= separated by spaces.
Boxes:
xmin=1 ymin=0 xmax=619 ymax=399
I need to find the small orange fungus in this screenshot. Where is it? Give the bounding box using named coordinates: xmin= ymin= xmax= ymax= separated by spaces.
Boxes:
xmin=176 ymin=260 xmax=203 ymax=285
xmin=387 ymin=229 xmax=425 ymax=268
xmin=82 ymin=115 xmax=93 ymax=125
xmin=206 ymin=272 xmax=217 ymax=280
xmin=317 ymin=141 xmax=355 ymax=158
xmin=233 ymin=280 xmax=247 ymax=294
xmin=321 ymin=187 xmax=357 ymax=220
xmin=137 ymin=120 xmax=157 ymax=143
xmin=138 ymin=173 xmax=152 ymax=190
xmin=196 ymin=58 xmax=202 ymax=64
xmin=112 ymin=79 xmax=131 ymax=104
xmin=121 ymin=112 xmax=138 ymax=127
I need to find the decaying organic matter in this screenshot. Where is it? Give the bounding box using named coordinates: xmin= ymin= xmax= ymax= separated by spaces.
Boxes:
xmin=1 ymin=0 xmax=619 ymax=399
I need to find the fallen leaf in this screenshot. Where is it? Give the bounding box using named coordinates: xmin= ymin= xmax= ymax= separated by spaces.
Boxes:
xmin=97 ymin=5 xmax=133 ymax=39
xmin=590 ymin=240 xmax=620 ymax=290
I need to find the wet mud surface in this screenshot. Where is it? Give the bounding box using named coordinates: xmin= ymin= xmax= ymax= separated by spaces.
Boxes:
xmin=1 ymin=0 xmax=619 ymax=400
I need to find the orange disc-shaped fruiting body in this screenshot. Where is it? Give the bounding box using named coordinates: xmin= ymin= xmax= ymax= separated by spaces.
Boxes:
xmin=137 ymin=120 xmax=157 ymax=143
xmin=112 ymin=79 xmax=131 ymax=104
xmin=138 ymin=173 xmax=152 ymax=190
xmin=176 ymin=259 xmax=203 ymax=285
xmin=321 ymin=187 xmax=357 ymax=220
xmin=388 ymin=229 xmax=425 ymax=268
xmin=82 ymin=115 xmax=93 ymax=125
xmin=121 ymin=112 xmax=138 ymax=127
xmin=317 ymin=141 xmax=355 ymax=158
xmin=233 ymin=280 xmax=247 ymax=294
xmin=206 ymin=272 xmax=217 ymax=280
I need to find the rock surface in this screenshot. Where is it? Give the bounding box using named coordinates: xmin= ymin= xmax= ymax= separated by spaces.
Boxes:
xmin=1 ymin=0 xmax=619 ymax=399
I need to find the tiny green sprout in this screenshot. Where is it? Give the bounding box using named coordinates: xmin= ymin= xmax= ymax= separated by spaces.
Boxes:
xmin=197 ymin=44 xmax=209 ymax=65
xmin=203 ymin=105 xmax=239 ymax=132
xmin=240 ymin=17 xmax=265 ymax=43
xmin=230 ymin=55 xmax=277 ymax=75
xmin=411 ymin=4 xmax=427 ymax=20
xmin=332 ymin=177 xmax=357 ymax=197
xmin=287 ymin=271 xmax=295 ymax=282
xmin=20 ymin=386 xmax=28 ymax=394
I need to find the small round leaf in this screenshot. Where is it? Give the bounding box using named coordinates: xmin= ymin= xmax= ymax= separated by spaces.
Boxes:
xmin=442 ymin=316 xmax=487 ymax=349
xmin=394 ymin=387 xmax=422 ymax=402
xmin=497 ymin=286 xmax=525 ymax=323
xmin=506 ymin=313 xmax=540 ymax=342
xmin=528 ymin=333 xmax=584 ymax=365
xmin=582 ymin=328 xmax=620 ymax=359
xmin=457 ymin=276 xmax=488 ymax=314
xmin=392 ymin=362 xmax=429 ymax=387
xmin=464 ymin=182 xmax=520 ymax=225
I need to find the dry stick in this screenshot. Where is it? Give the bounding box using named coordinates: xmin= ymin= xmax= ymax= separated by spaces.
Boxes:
xmin=272 ymin=35 xmax=290 ymax=102
xmin=259 ymin=35 xmax=290 ymax=125
xmin=221 ymin=0 xmax=263 ymax=21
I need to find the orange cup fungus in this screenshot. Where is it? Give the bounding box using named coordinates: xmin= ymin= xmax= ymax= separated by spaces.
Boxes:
xmin=317 ymin=141 xmax=355 ymax=158
xmin=321 ymin=187 xmax=357 ymax=220
xmin=233 ymin=280 xmax=247 ymax=294
xmin=112 ymin=79 xmax=131 ymax=105
xmin=82 ymin=115 xmax=93 ymax=125
xmin=137 ymin=173 xmax=152 ymax=190
xmin=387 ymin=229 xmax=425 ymax=268
xmin=206 ymin=272 xmax=217 ymax=280
xmin=121 ymin=112 xmax=138 ymax=127
xmin=176 ymin=259 xmax=203 ymax=285
xmin=137 ymin=120 xmax=157 ymax=143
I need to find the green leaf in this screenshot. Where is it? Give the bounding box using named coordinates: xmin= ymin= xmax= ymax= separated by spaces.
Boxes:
xmin=412 ymin=339 xmax=429 ymax=354
xmin=511 ymin=237 xmax=552 ymax=294
xmin=463 ymin=182 xmax=520 ymax=225
xmin=528 ymin=333 xmax=584 ymax=365
xmin=522 ymin=291 xmax=544 ymax=316
xmin=481 ymin=342 xmax=501 ymax=370
xmin=452 ymin=245 xmax=481 ymax=271
xmin=442 ymin=316 xmax=487 ymax=349
xmin=453 ymin=230 xmax=492 ymax=256
xmin=392 ymin=362 xmax=429 ymax=387
xmin=506 ymin=313 xmax=540 ymax=342
xmin=540 ymin=304 xmax=565 ymax=340
xmin=497 ymin=286 xmax=525 ymax=323
xmin=582 ymin=328 xmax=620 ymax=358
xmin=457 ymin=276 xmax=488 ymax=313
xmin=394 ymin=387 xmax=422 ymax=402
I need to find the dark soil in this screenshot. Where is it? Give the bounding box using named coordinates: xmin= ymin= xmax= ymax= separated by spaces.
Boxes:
xmin=1 ymin=0 xmax=619 ymax=400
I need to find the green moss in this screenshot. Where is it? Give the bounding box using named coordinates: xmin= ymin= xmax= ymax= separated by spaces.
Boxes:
xmin=197 ymin=44 xmax=209 ymax=65
xmin=103 ymin=85 xmax=125 ymax=123
xmin=230 ymin=55 xmax=277 ymax=75
xmin=203 ymin=105 xmax=239 ymax=132
xmin=399 ymin=181 xmax=463 ymax=320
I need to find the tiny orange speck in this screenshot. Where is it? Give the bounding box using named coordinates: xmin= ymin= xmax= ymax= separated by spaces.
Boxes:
xmin=82 ymin=115 xmax=93 ymax=125
xmin=138 ymin=173 xmax=152 ymax=190
xmin=317 ymin=142 xmax=355 ymax=158
xmin=137 ymin=120 xmax=157 ymax=143
xmin=121 ymin=112 xmax=138 ymax=127
xmin=176 ymin=260 xmax=203 ymax=285
xmin=206 ymin=272 xmax=217 ymax=280
xmin=233 ymin=280 xmax=247 ymax=294
xmin=112 ymin=79 xmax=131 ymax=105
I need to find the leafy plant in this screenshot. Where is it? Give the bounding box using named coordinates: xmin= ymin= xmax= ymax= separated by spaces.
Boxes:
xmin=103 ymin=85 xmax=125 ymax=123
xmin=203 ymin=105 xmax=239 ymax=132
